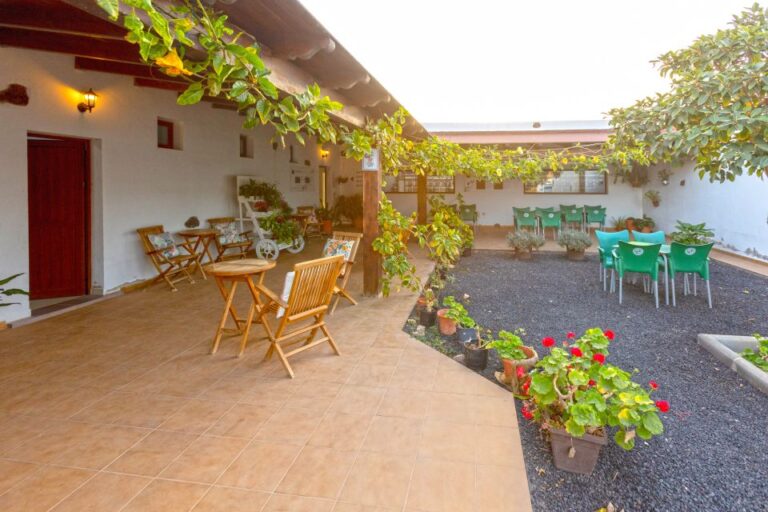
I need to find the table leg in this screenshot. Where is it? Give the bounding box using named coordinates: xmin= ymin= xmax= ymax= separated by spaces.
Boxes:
xmin=211 ymin=279 xmax=239 ymax=354
xmin=201 ymin=236 xmax=216 ymax=266
xmin=214 ymin=277 xmax=243 ymax=329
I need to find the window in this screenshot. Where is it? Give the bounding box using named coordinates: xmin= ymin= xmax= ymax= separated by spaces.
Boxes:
xmin=493 ymin=181 xmax=504 ymax=190
xmin=476 ymin=179 xmax=486 ymax=190
xmin=383 ymin=172 xmax=455 ymax=194
xmin=157 ymin=119 xmax=175 ymax=149
xmin=524 ymin=170 xmax=607 ymax=194
xmin=239 ymin=135 xmax=253 ymax=158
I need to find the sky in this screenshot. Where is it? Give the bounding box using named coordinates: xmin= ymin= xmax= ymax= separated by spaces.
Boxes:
xmin=298 ymin=0 xmax=754 ymax=124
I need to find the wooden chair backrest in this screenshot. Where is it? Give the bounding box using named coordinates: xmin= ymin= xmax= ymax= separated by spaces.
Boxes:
xmin=331 ymin=231 xmax=363 ymax=264
xmin=284 ymin=255 xmax=344 ymax=320
xmin=296 ymin=206 xmax=315 ymax=216
xmin=207 ymin=217 xmax=235 ymax=229
xmin=136 ymin=225 xmax=166 ymax=258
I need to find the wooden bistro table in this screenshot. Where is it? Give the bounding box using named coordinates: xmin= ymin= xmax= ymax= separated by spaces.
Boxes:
xmin=208 ymin=258 xmax=276 ymax=357
xmin=178 ymin=228 xmax=218 ymax=277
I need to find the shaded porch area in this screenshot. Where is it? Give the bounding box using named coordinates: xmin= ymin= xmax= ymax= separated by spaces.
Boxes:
xmin=0 ymin=239 xmax=530 ymax=512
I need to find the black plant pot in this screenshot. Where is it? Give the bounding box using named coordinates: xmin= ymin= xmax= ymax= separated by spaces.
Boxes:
xmin=462 ymin=247 xmax=472 ymax=257
xmin=463 ymin=342 xmax=489 ymax=371
xmin=419 ymin=309 xmax=437 ymax=327
xmin=455 ymin=326 xmax=479 ymax=344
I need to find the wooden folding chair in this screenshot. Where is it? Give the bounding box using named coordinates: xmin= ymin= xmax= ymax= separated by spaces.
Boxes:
xmin=328 ymin=231 xmax=363 ymax=314
xmin=207 ymin=216 xmax=253 ymax=261
xmin=254 ymin=255 xmax=345 ymax=378
xmin=296 ymin=205 xmax=322 ymax=238
xmin=136 ymin=225 xmax=203 ymax=291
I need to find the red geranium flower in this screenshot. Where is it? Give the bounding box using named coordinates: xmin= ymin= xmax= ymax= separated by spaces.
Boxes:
xmin=570 ymin=347 xmax=583 ymax=357
xmin=521 ymin=408 xmax=534 ymax=421
xmin=593 ymin=353 xmax=606 ymax=364
xmin=542 ymin=337 xmax=555 ymax=348
xmin=522 ymin=379 xmax=531 ymax=393
xmin=649 ymin=380 xmax=659 ymax=390
xmin=566 ymin=331 xmax=576 ymax=339
xmin=604 ymin=329 xmax=615 ymax=340
xmin=516 ymin=366 xmax=525 ymax=379
xmin=588 ymin=379 xmax=596 ymax=386
xmin=655 ymin=400 xmax=670 ymax=413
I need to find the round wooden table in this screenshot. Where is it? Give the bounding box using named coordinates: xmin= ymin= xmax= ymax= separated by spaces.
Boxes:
xmin=178 ymin=228 xmax=218 ymax=273
xmin=208 ymin=258 xmax=276 ymax=357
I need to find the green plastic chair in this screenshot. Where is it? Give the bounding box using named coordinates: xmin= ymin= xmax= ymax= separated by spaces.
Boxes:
xmin=459 ymin=204 xmax=478 ymax=226
xmin=632 ymin=230 xmax=665 ymax=244
xmin=561 ymin=205 xmax=584 ymax=231
xmin=595 ymin=230 xmax=629 ymax=292
xmin=664 ymin=242 xmax=714 ymax=308
xmin=536 ymin=208 xmax=561 ymax=239
xmin=585 ymin=206 xmax=606 ymax=231
xmin=614 ymin=241 xmax=662 ymax=308
xmin=513 ymin=207 xmax=536 ymax=232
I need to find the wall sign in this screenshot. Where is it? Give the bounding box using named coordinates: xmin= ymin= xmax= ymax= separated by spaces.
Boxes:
xmin=361 ymin=148 xmax=380 ymax=172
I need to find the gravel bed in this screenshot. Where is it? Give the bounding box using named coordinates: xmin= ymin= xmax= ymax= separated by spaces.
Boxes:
xmin=423 ymin=250 xmax=768 ymax=512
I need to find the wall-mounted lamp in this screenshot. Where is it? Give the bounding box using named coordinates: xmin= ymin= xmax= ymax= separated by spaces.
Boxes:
xmin=320 ymin=148 xmax=330 ymax=160
xmin=77 ymin=88 xmax=97 ymax=113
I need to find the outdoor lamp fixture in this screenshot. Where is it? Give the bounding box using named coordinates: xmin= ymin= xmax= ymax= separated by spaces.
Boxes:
xmin=320 ymin=148 xmax=330 ymax=160
xmin=77 ymin=88 xmax=97 ymax=113
xmin=661 ymin=177 xmax=670 ymax=186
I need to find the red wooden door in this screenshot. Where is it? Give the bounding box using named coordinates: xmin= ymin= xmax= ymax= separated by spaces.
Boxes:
xmin=27 ymin=137 xmax=90 ymax=300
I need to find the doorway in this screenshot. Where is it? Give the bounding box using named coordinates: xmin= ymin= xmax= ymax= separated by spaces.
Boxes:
xmin=27 ymin=134 xmax=91 ymax=303
xmin=319 ymin=165 xmax=328 ymax=208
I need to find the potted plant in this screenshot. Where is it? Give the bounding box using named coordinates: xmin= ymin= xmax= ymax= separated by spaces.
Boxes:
xmin=332 ymin=194 xmax=364 ymax=230
xmin=670 ymin=221 xmax=714 ymax=245
xmin=486 ymin=328 xmax=539 ymax=391
xmin=644 ymin=189 xmax=661 ymax=207
xmin=625 ymin=217 xmax=636 ymax=232
xmin=557 ymin=230 xmax=592 ymax=261
xmin=507 ymin=231 xmax=545 ymax=260
xmin=441 ymin=295 xmax=478 ymax=342
xmin=418 ymin=288 xmax=437 ymax=327
xmin=524 ymin=328 xmax=669 ymax=474
xmin=0 ymin=273 xmax=28 ymax=329
xmin=315 ymin=207 xmax=333 ymax=234
xmin=239 ymin=180 xmax=292 ymax=214
xmin=741 ymin=333 xmax=768 ymax=373
xmin=260 ymin=213 xmax=301 ymax=245
xmin=609 ymin=216 xmax=627 ymax=232
xmin=633 ymin=215 xmax=656 ymax=233
xmin=462 ymin=327 xmax=490 ymax=371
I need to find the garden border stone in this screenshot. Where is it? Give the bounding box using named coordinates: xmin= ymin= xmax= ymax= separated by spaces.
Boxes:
xmin=697 ymin=333 xmax=768 ymax=394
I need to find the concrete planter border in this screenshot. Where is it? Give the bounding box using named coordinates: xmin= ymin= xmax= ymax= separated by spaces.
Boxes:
xmin=697 ymin=333 xmax=768 ymax=395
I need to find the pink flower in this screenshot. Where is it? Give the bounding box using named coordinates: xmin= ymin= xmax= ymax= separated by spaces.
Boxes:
xmin=566 ymin=331 xmax=576 ymax=339
xmin=593 ymin=353 xmax=606 ymax=364
xmin=570 ymin=347 xmax=583 ymax=357
xmin=655 ymin=400 xmax=670 ymax=413
xmin=649 ymin=380 xmax=659 ymax=390
xmin=516 ymin=366 xmax=525 ymax=379
xmin=604 ymin=329 xmax=615 ymax=340
xmin=542 ymin=337 xmax=555 ymax=348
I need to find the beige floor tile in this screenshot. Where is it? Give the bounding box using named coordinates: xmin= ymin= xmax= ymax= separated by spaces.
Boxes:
xmin=376 ymin=388 xmax=430 ymax=419
xmin=72 ymin=392 xmax=188 ymax=428
xmin=347 ymin=364 xmax=396 ymax=388
xmin=361 ymin=416 xmax=421 ymax=456
xmin=0 ymin=465 xmax=94 ymax=512
xmin=360 ymin=348 xmax=403 ymax=367
xmin=277 ymin=446 xmax=356 ymax=499
xmin=0 ymin=415 xmax=57 ymax=455
xmin=426 ymin=392 xmax=476 ymax=424
xmin=387 ymin=365 xmax=437 ymax=391
xmin=339 ymin=452 xmax=415 ymax=509
xmin=474 ymin=425 xmax=524 ymax=467
xmin=107 ymin=430 xmax=197 ymax=477
xmin=283 ymin=380 xmax=344 ymax=413
xmin=218 ymin=440 xmax=303 ymax=491
xmin=159 ymin=399 xmax=233 ymax=434
xmin=122 ymin=479 xmax=210 ymax=512
xmin=262 ymin=493 xmax=335 ymax=512
xmin=473 ymin=395 xmax=520 ymax=428
xmin=406 ymin=458 xmax=475 ymax=512
xmin=332 ymin=503 xmax=398 ymax=512
xmin=191 ymin=486 xmax=271 ymax=512
xmin=329 ymin=385 xmax=385 ymax=417
xmin=0 ymin=459 xmax=39 ymax=494
xmin=160 ymin=435 xmax=249 ymax=483
xmin=475 ymin=464 xmax=532 ymax=512
xmin=207 ymin=402 xmax=279 ymax=438
xmin=256 ymin=408 xmax=323 ymax=443
xmin=418 ymin=420 xmax=476 ymax=463
xmin=306 ymin=412 xmax=372 ymax=451
xmin=50 ymin=472 xmax=150 ymax=512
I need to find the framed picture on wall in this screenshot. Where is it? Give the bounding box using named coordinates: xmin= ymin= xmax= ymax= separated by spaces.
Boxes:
xmin=524 ymin=170 xmax=607 ymax=194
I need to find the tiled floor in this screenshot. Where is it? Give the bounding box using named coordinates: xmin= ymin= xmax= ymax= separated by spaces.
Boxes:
xmin=0 ymin=241 xmax=531 ymax=512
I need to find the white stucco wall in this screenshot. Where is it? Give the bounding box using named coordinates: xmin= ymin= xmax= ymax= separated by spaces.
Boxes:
xmin=0 ymin=47 xmax=345 ymax=322
xmin=387 ymin=174 xmax=644 ymax=226
xmin=642 ymin=164 xmax=768 ymax=258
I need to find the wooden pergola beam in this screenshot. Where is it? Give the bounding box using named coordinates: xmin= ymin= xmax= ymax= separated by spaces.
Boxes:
xmin=0 ymin=26 xmax=140 ymax=62
xmin=271 ymin=36 xmax=336 ymax=61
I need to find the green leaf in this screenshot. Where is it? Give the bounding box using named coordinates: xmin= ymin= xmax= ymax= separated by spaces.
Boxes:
xmin=642 ymin=412 xmax=664 ymax=435
xmin=0 ymin=273 xmax=24 ymax=286
xmin=177 ymin=82 xmax=204 ymax=105
xmin=614 ymin=429 xmax=636 ymax=450
xmin=258 ymin=77 xmax=279 ymax=100
xmin=564 ymin=418 xmax=585 ymax=437
xmin=96 ymin=0 xmax=120 ymax=20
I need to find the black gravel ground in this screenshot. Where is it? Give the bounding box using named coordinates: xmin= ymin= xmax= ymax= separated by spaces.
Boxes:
xmin=435 ymin=250 xmax=768 ymax=512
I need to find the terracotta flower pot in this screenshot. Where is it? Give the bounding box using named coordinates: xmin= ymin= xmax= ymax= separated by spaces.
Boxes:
xmin=548 ymin=428 xmax=607 ymax=475
xmin=502 ymin=346 xmax=539 ymax=389
xmin=436 ymin=309 xmax=456 ymax=336
xmin=642 ymin=226 xmax=652 ymax=233
xmin=516 ymin=248 xmax=532 ymax=260
xmin=625 ymin=218 xmax=636 ymax=231
xmin=321 ymin=220 xmax=332 ymax=234
xmin=566 ymin=249 xmax=586 ymax=261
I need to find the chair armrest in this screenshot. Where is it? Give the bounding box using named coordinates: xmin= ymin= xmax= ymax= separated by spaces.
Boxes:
xmin=254 ymin=282 xmax=288 ymax=309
